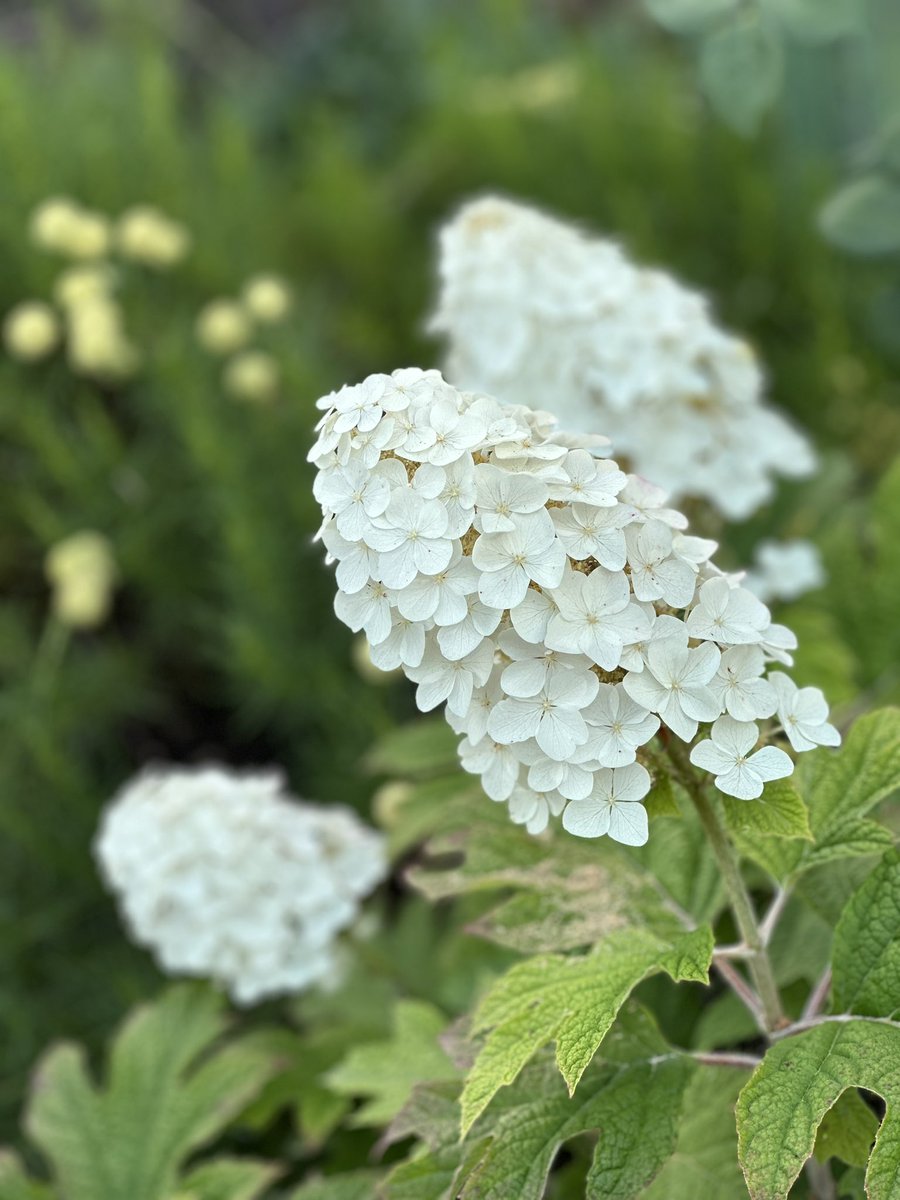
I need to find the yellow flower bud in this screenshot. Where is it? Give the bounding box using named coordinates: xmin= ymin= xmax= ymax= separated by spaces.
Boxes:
xmin=3 ymin=301 xmax=60 ymax=362
xmin=67 ymin=297 xmax=140 ymax=380
xmin=54 ymin=265 xmax=117 ymax=310
xmin=45 ymin=531 xmax=117 ymax=630
xmin=242 ymin=274 xmax=292 ymax=323
xmin=30 ymin=197 xmax=110 ymax=259
xmin=196 ymin=299 xmax=250 ymax=355
xmin=372 ymin=781 xmax=414 ymax=828
xmin=116 ymin=205 xmax=190 ymax=268
xmin=223 ymin=351 xmax=280 ymax=404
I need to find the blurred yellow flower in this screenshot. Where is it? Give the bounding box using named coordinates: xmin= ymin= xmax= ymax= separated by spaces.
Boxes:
xmin=116 ymin=205 xmax=191 ymax=268
xmin=67 ymin=297 xmax=140 ymax=380
xmin=242 ymin=274 xmax=292 ymax=323
xmin=30 ymin=196 xmax=110 ymax=259
xmin=223 ymin=350 xmax=280 ymax=403
xmin=470 ymin=60 xmax=580 ymax=114
xmin=54 ymin=264 xmax=117 ymax=309
xmin=45 ymin=530 xmax=117 ymax=630
xmin=372 ymin=780 xmax=414 ymax=829
xmin=3 ymin=301 xmax=60 ymax=362
xmin=196 ymin=299 xmax=251 ymax=355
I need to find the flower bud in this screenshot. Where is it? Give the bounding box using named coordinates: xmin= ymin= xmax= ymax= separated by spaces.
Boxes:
xmin=242 ymin=274 xmax=292 ymax=323
xmin=223 ymin=350 xmax=280 ymax=404
xmin=45 ymin=530 xmax=117 ymax=630
xmin=196 ymin=299 xmax=250 ymax=355
xmin=116 ymin=205 xmax=190 ymax=268
xmin=3 ymin=301 xmax=59 ymax=362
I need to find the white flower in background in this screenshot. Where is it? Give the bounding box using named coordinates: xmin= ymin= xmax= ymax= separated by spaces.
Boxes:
xmin=45 ymin=530 xmax=117 ymax=630
xmin=116 ymin=205 xmax=190 ymax=268
xmin=242 ymin=274 xmax=292 ymax=323
xmin=430 ymin=195 xmax=815 ymax=520
xmin=66 ymin=295 xmax=140 ymax=380
xmin=30 ymin=196 xmax=110 ymax=259
xmin=312 ymin=367 xmax=839 ymax=845
xmin=769 ymin=673 xmax=841 ymax=752
xmin=94 ymin=765 xmax=387 ymax=1005
xmin=562 ymin=764 xmax=652 ymax=845
xmin=196 ymin=299 xmax=251 ymax=355
xmin=3 ymin=301 xmax=60 ymax=362
xmin=743 ymin=539 xmax=826 ymax=603
xmin=223 ymin=351 xmax=280 ymax=404
xmin=690 ymin=716 xmax=793 ymax=799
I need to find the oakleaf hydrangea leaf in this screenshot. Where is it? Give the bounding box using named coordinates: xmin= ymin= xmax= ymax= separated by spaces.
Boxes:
xmin=177 ymin=1158 xmax=281 ymax=1200
xmin=813 ymin=1090 xmax=878 ymax=1168
xmin=737 ymin=1020 xmax=900 ymax=1199
xmin=287 ymin=1171 xmax=386 ymax=1200
xmin=832 ymin=850 xmax=900 ymax=1018
xmin=0 ymin=1152 xmax=54 ymax=1200
xmin=723 ymin=778 xmax=811 ymax=842
xmin=643 ymin=1066 xmax=749 ymax=1199
xmin=325 ymin=1000 xmax=459 ymax=1127
xmin=24 ymin=985 xmax=279 ymax=1200
xmin=460 ymin=926 xmax=713 ymax=1132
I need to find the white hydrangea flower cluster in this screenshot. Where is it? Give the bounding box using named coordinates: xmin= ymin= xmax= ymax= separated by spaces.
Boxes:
xmin=311 ymin=368 xmax=840 ymax=847
xmin=95 ymin=765 xmax=387 ymax=1005
xmin=743 ymin=539 xmax=825 ymax=604
xmin=429 ymin=196 xmax=815 ymax=521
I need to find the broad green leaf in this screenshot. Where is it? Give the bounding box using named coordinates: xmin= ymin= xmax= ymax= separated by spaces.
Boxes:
xmin=288 ymin=1170 xmax=385 ymax=1200
xmin=410 ymin=799 xmax=718 ymax=954
xmin=644 ymin=0 xmax=739 ymax=33
xmin=25 ymin=985 xmax=278 ymax=1200
xmin=178 ymin=1158 xmax=280 ymax=1200
xmin=460 ymin=1053 xmax=692 ymax=1200
xmin=381 ymin=1142 xmax=479 ymax=1200
xmin=832 ymin=850 xmax=900 ymax=1017
xmin=820 ymin=176 xmax=900 ymax=256
xmin=643 ymin=1066 xmax=749 ymax=1199
xmin=460 ymin=926 xmax=713 ymax=1132
xmin=737 ymin=1020 xmax=900 ymax=1199
xmin=761 ymin=0 xmax=861 ymax=42
xmin=699 ymin=14 xmax=783 ymax=135
xmin=325 ymin=1000 xmax=459 ymax=1127
xmin=723 ymin=778 xmax=811 ymax=842
xmin=813 ymin=1090 xmax=878 ymax=1168
xmin=644 ymin=773 xmax=683 ymax=820
xmin=0 ymin=1151 xmax=54 ymax=1199
xmin=796 ymin=709 xmax=900 ymax=872
xmin=768 ymin=898 xmax=832 ymax=987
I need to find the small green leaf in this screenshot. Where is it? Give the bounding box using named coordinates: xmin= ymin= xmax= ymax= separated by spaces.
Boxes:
xmin=460 ymin=926 xmax=713 ymax=1133
xmin=723 ymin=778 xmax=812 ymax=842
xmin=325 ymin=1000 xmax=459 ymax=1127
xmin=813 ymin=1090 xmax=878 ymax=1168
xmin=820 ymin=176 xmax=900 ymax=256
xmin=0 ymin=1151 xmax=55 ymax=1199
xmin=737 ymin=1020 xmax=900 ymax=1199
xmin=287 ymin=1170 xmax=385 ymax=1200
xmin=832 ymin=851 xmax=900 ymax=1018
xmin=644 ymin=773 xmax=684 ymax=820
xmin=699 ymin=14 xmax=783 ymax=135
xmin=643 ymin=1066 xmax=750 ymax=1199
xmin=644 ymin=0 xmax=739 ymax=34
xmin=178 ymin=1158 xmax=281 ymax=1200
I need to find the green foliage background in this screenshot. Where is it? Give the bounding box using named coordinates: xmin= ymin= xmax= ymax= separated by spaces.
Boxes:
xmin=2 ymin=0 xmax=900 ymax=1192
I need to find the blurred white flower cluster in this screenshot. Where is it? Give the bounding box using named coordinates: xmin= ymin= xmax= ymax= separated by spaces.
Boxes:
xmin=95 ymin=765 xmax=387 ymax=1005
xmin=196 ymin=274 xmax=291 ymax=404
xmin=312 ymin=368 xmax=839 ymax=846
xmin=3 ymin=196 xmax=190 ymax=380
xmin=743 ymin=539 xmax=825 ymax=603
xmin=429 ymin=196 xmax=815 ymax=521
xmin=45 ymin=530 xmax=117 ymax=630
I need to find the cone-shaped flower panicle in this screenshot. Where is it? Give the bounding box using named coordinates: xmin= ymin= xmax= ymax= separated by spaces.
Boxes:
xmin=312 ymin=367 xmax=839 ymax=846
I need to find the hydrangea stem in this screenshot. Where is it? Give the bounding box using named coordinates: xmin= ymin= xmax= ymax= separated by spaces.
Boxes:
xmin=689 ymin=783 xmax=787 ymax=1033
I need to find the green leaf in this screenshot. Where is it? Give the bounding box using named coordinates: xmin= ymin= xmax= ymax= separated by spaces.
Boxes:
xmin=813 ymin=1090 xmax=878 ymax=1168
xmin=761 ymin=0 xmax=861 ymax=42
xmin=644 ymin=0 xmax=739 ymax=33
xmin=644 ymin=773 xmax=684 ymax=820
xmin=699 ymin=14 xmax=783 ymax=135
xmin=797 ymin=709 xmax=900 ymax=873
xmin=178 ymin=1158 xmax=281 ymax=1200
xmin=381 ymin=1142 xmax=480 ymax=1200
xmin=460 ymin=926 xmax=713 ymax=1133
xmin=820 ymin=176 xmax=900 ymax=256
xmin=325 ymin=1000 xmax=459 ymax=1127
xmin=410 ymin=799 xmax=718 ymax=954
xmin=737 ymin=1020 xmax=900 ymax=1199
xmin=832 ymin=850 xmax=900 ymax=1018
xmin=460 ymin=1052 xmax=692 ymax=1200
xmin=366 ymin=717 xmax=460 ymax=778
xmin=0 ymin=1152 xmax=55 ymax=1199
xmin=723 ymin=778 xmax=812 ymax=842
xmin=24 ymin=985 xmax=278 ymax=1200
xmin=287 ymin=1170 xmax=385 ymax=1200
xmin=643 ymin=1066 xmax=749 ymax=1199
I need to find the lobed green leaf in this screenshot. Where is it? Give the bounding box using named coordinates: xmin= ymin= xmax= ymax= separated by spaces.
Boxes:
xmin=832 ymin=850 xmax=900 ymax=1018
